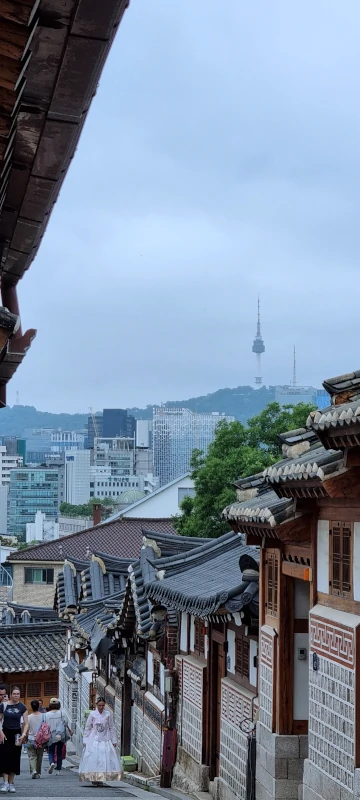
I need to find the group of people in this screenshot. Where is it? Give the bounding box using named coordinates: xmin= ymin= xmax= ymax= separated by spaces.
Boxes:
xmin=0 ymin=686 xmax=123 ymax=792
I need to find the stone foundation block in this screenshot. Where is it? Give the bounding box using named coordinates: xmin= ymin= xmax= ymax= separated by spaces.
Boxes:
xmin=257 ymin=762 xmax=299 ymax=799
xmin=172 ymin=745 xmax=209 ymax=793
xmin=287 ymin=760 xmax=304 ymax=782
xmin=303 ymin=760 xmax=340 ymax=800
xmin=340 ymin=787 xmax=353 ymax=800
xmin=256 ymin=779 xmax=272 ymax=800
xmin=265 ymin=753 xmax=288 ymax=780
xmin=257 ymin=724 xmax=300 ymax=759
xmin=299 ymin=736 xmax=308 ymax=761
xmin=303 ymin=786 xmax=323 ymax=800
xmin=355 ymin=768 xmax=360 ymax=798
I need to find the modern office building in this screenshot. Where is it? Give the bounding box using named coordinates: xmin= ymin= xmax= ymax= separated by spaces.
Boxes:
xmin=8 ymin=467 xmax=59 ymax=541
xmin=153 ymin=408 xmax=235 ymax=486
xmin=50 ymin=430 xmax=85 ymax=453
xmin=275 ymin=385 xmax=317 ymax=407
xmin=64 ymin=450 xmax=91 ymax=505
xmin=102 ymin=408 xmax=136 ymax=438
xmin=93 ymin=436 xmax=136 ymax=476
xmin=90 ymin=468 xmax=158 ymax=499
xmin=24 ymin=428 xmax=53 ymax=463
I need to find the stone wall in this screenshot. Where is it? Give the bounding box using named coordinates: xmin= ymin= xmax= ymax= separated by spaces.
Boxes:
xmin=219 ymin=678 xmax=255 ymax=800
xmin=12 ymin=562 xmax=62 ymax=606
xmin=172 ymin=655 xmax=209 ymax=793
xmin=303 ymin=607 xmax=359 ymax=800
xmin=130 ymin=689 xmax=163 ymax=776
xmin=256 ymin=625 xmax=308 ymax=800
xmin=58 ymin=661 xmax=78 ymax=734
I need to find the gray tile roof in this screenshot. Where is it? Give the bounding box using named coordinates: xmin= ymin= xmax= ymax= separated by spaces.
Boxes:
xmin=322 ymin=370 xmax=360 ymax=397
xmin=2 ymin=603 xmax=59 ymax=625
xmin=0 ymin=623 xmax=66 ymax=672
xmin=8 ymin=518 xmax=176 ymax=562
xmin=146 ymin=531 xmax=260 ymax=617
xmin=223 ymin=490 xmax=296 ymax=528
xmin=263 ymin=445 xmax=344 ymax=484
xmin=115 ymin=532 xmax=214 ymax=637
xmin=307 ymin=401 xmax=360 ymax=434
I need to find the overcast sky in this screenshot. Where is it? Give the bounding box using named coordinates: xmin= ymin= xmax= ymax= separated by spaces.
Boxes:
xmin=9 ymin=1 xmax=360 ymax=411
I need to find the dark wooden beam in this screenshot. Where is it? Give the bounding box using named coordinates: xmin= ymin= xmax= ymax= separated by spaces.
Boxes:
xmin=323 ymin=467 xmax=360 ymax=498
xmin=345 ymin=447 xmax=360 ymax=468
xmin=282 ymin=562 xmax=312 ymax=580
xmin=0 ymin=17 xmax=37 ymax=60
xmin=0 ymin=0 xmax=40 ymax=27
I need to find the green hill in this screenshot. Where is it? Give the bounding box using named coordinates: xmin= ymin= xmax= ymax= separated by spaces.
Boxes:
xmin=0 ymin=386 xmax=277 ymax=436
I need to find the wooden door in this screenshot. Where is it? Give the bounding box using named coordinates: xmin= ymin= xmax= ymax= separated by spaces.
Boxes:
xmin=215 ymin=644 xmax=224 ymax=777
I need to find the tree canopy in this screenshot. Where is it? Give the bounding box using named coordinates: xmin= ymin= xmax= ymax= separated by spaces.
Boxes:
xmin=174 ymin=401 xmax=315 ymax=539
xmin=59 ymin=497 xmax=115 ymax=519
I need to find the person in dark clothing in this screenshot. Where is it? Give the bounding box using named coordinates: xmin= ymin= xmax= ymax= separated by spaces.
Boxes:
xmin=0 ymin=687 xmax=28 ymax=792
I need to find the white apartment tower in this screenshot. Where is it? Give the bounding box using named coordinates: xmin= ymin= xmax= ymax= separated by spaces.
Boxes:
xmin=64 ymin=449 xmax=91 ymax=505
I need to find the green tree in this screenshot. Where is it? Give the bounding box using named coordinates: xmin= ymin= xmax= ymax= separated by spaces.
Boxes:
xmin=174 ymin=401 xmax=315 ymax=539
xmin=59 ymin=497 xmax=116 ymax=519
xmin=246 ymin=402 xmax=315 ymax=458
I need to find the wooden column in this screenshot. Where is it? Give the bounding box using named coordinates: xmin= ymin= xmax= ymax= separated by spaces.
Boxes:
xmin=276 ymin=572 xmax=294 ymax=735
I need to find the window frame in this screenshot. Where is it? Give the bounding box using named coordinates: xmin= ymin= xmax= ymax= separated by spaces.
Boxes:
xmin=265 ymin=549 xmax=280 ymax=621
xmin=329 ymin=521 xmax=353 ymax=599
xmin=24 ymin=567 xmax=54 ymax=585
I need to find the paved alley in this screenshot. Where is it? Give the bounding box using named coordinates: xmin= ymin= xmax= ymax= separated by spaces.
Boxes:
xmin=7 ymin=756 xmax=168 ymax=800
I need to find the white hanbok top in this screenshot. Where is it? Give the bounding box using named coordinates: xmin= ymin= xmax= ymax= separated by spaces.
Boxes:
xmin=83 ymin=709 xmax=117 ymax=746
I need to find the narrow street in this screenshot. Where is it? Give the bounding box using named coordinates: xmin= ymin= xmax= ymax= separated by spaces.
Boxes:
xmin=11 ymin=755 xmax=171 ymax=800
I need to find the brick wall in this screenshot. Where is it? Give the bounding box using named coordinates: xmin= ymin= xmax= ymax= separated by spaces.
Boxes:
xmin=12 ymin=562 xmax=62 ymax=606
xmin=220 ymin=678 xmax=255 ymax=800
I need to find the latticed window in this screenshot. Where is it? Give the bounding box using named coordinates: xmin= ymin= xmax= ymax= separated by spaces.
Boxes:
xmin=44 ymin=681 xmax=58 ymax=696
xmin=27 ymin=682 xmax=41 ymax=697
xmin=330 ymin=521 xmax=352 ymax=598
xmin=194 ymin=618 xmax=205 ymax=655
xmin=266 ymin=550 xmax=279 ymax=617
xmin=235 ymin=635 xmax=250 ymax=679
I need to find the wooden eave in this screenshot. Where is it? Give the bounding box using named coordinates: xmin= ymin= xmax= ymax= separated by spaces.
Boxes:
xmin=229 ymin=513 xmax=312 ymax=544
xmin=270 ymin=480 xmax=328 ymax=500
xmin=0 ymin=0 xmax=129 ymax=394
xmin=314 ymin=425 xmax=360 ymax=451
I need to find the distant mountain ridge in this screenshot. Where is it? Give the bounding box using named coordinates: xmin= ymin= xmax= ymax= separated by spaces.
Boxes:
xmin=0 ymin=386 xmax=282 ymax=436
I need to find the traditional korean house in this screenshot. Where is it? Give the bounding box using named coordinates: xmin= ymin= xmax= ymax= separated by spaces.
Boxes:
xmin=145 ymin=530 xmax=259 ymax=800
xmin=223 ymin=368 xmax=360 ymax=800
xmin=0 ymin=620 xmax=66 ymax=710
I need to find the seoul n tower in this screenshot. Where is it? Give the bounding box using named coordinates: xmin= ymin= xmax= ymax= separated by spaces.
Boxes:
xmin=252 ymin=296 xmax=265 ymax=386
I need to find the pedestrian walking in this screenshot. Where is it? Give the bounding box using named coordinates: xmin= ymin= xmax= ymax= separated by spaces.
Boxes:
xmin=45 ymin=699 xmax=72 ymax=776
xmin=0 ymin=686 xmax=28 ymax=793
xmin=27 ymin=701 xmax=46 ymax=779
xmin=37 ymin=699 xmax=45 ymax=713
xmin=79 ymin=697 xmax=123 ymax=787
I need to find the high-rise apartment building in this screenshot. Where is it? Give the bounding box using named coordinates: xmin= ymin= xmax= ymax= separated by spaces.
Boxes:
xmin=153 ymin=408 xmax=235 ymax=486
xmin=8 ymin=467 xmax=59 ymax=541
xmin=64 ymin=449 xmax=90 ymax=505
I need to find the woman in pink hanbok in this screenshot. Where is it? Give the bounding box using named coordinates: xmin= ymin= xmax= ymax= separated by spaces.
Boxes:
xmin=79 ymin=698 xmax=123 ymax=786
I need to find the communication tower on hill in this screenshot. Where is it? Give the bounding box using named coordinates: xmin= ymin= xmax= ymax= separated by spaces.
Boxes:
xmin=252 ymin=296 xmax=265 ymax=386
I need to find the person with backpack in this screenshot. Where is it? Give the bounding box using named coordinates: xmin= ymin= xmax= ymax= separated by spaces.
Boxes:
xmin=27 ymin=700 xmax=49 ymax=779
xmin=45 ymin=699 xmax=72 ymax=776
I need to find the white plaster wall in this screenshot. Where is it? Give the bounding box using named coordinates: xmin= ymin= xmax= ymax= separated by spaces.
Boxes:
xmin=317 ymin=520 xmax=329 ymax=593
xmin=250 ymin=639 xmax=258 ymax=689
xmin=293 ymin=632 xmax=309 ymax=719
xmin=190 ymin=616 xmax=195 ymax=651
xmin=123 ymin=476 xmax=194 ymax=518
xmin=147 ymin=650 xmax=153 ymax=685
xmin=180 ymin=613 xmax=188 ymax=652
xmin=354 ymin=523 xmax=360 ymax=601
xmin=227 ymin=629 xmax=236 ymax=674
xmin=295 ymin=579 xmax=310 ymax=617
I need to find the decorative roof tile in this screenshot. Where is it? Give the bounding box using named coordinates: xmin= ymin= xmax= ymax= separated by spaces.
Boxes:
xmin=223 ymin=490 xmax=296 ymax=527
